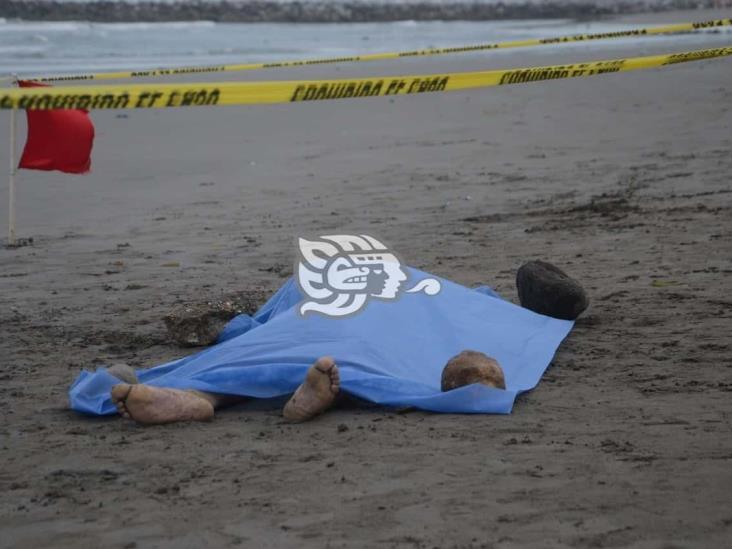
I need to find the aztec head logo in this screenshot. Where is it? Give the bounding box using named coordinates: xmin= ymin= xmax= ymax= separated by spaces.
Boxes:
xmin=296 ymin=234 xmax=441 ymax=317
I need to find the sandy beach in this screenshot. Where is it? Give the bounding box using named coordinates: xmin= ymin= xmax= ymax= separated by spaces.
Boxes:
xmin=1 ymin=8 xmax=732 ymax=547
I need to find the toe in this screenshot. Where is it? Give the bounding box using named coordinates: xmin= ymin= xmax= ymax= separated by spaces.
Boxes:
xmin=114 ymin=400 xmax=130 ymax=418
xmin=111 ymin=383 xmax=132 ymax=403
xmin=315 ymin=356 xmax=335 ymax=373
xmin=330 ymin=365 xmax=340 ymax=386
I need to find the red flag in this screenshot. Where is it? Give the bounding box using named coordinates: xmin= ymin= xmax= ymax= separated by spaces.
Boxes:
xmin=18 ymin=80 xmax=95 ymax=174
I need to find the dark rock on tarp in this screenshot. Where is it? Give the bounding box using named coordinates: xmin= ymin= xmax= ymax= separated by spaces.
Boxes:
xmin=516 ymin=260 xmax=589 ymax=320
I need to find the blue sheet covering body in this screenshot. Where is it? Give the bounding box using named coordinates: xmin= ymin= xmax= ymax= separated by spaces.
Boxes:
xmin=69 ymin=268 xmax=574 ymax=415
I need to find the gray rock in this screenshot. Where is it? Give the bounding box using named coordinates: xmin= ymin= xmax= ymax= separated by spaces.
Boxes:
xmin=107 ymin=363 xmax=139 ymax=384
xmin=516 ymin=260 xmax=588 ymax=320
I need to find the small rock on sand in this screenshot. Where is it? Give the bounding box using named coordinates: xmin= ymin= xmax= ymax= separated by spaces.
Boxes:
xmin=516 ymin=260 xmax=589 ymax=320
xmin=107 ymin=363 xmax=139 ymax=384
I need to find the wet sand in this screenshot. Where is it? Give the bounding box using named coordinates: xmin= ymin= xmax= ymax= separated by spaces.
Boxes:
xmin=1 ymin=10 xmax=731 ymax=548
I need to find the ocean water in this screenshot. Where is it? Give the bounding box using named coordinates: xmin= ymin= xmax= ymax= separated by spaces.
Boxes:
xmin=1 ymin=17 xmax=730 ymax=77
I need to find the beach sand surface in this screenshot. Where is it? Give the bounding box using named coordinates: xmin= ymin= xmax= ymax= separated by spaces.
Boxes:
xmin=1 ymin=9 xmax=731 ymax=548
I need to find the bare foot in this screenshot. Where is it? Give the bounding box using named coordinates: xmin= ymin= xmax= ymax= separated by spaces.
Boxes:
xmin=283 ymin=357 xmax=340 ymax=422
xmin=111 ymin=384 xmax=214 ymax=425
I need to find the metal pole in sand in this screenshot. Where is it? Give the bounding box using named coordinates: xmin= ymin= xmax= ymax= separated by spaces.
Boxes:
xmin=8 ymin=104 xmax=17 ymax=247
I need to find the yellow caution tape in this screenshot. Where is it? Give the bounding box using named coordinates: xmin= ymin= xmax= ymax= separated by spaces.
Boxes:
xmin=13 ymin=17 xmax=732 ymax=83
xmin=1 ymin=46 xmax=730 ymax=110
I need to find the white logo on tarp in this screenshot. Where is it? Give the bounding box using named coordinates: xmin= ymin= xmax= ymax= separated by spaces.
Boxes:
xmin=296 ymin=234 xmax=441 ymax=317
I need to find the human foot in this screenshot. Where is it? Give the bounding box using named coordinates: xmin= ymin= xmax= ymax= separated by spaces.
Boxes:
xmin=110 ymin=384 xmax=214 ymax=425
xmin=283 ymin=357 xmax=340 ymax=422
xmin=516 ymin=260 xmax=589 ymax=320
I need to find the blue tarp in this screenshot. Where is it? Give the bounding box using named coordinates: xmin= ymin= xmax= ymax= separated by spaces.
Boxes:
xmin=69 ymin=268 xmax=574 ymax=415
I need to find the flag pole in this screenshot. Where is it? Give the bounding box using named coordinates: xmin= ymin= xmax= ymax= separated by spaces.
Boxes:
xmin=8 ymin=91 xmax=17 ymax=247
